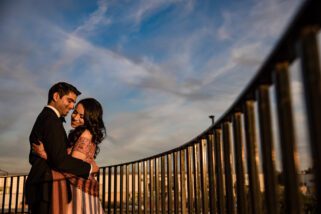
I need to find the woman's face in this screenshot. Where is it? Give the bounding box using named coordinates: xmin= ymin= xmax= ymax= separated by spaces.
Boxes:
xmin=71 ymin=103 xmax=85 ymax=128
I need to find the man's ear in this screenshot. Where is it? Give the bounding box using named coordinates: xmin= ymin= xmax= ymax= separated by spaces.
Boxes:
xmin=53 ymin=92 xmax=60 ymax=102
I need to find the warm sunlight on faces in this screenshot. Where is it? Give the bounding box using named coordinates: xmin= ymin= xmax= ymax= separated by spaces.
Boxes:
xmin=54 ymin=92 xmax=77 ymax=117
xmin=71 ymin=103 xmax=85 ymax=128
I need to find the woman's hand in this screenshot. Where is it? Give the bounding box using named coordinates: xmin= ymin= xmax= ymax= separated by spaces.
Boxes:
xmin=32 ymin=141 xmax=48 ymax=160
xmin=90 ymin=160 xmax=99 ymax=177
xmin=67 ymin=147 xmax=72 ymax=155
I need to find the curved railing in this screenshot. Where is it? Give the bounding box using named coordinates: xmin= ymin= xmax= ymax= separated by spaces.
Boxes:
xmin=1 ymin=0 xmax=321 ymax=213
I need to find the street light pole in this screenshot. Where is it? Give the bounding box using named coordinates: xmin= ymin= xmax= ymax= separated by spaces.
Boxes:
xmin=209 ymin=115 xmax=215 ymax=125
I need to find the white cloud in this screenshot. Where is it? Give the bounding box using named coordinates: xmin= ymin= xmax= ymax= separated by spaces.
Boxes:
xmin=217 ymin=11 xmax=232 ymax=41
xmin=74 ymin=0 xmax=111 ymax=36
xmin=129 ymin=0 xmax=181 ymax=24
xmin=231 ymin=42 xmax=264 ymax=66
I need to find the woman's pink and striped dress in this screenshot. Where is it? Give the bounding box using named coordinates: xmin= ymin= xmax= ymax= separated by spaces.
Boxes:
xmin=51 ymin=137 xmax=104 ymax=214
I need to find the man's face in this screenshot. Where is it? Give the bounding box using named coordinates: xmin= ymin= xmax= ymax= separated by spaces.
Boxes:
xmin=54 ymin=92 xmax=77 ymax=117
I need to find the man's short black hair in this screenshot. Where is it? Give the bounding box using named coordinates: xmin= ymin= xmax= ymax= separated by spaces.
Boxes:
xmin=47 ymin=82 xmax=81 ymax=104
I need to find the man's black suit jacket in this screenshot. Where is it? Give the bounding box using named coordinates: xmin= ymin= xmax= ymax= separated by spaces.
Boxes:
xmin=25 ymin=107 xmax=91 ymax=205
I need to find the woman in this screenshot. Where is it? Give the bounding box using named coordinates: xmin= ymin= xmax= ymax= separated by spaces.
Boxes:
xmin=33 ymin=98 xmax=106 ymax=213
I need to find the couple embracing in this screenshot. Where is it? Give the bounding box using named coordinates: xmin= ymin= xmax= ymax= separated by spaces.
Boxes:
xmin=25 ymin=82 xmax=106 ymax=214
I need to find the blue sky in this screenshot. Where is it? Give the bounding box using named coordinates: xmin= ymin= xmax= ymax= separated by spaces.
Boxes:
xmin=0 ymin=0 xmax=312 ymax=173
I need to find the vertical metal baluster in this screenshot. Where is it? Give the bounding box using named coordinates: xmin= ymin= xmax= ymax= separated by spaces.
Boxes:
xmin=126 ymin=165 xmax=129 ymax=214
xmin=222 ymin=122 xmax=235 ymax=214
xmin=114 ymin=166 xmax=118 ymax=214
xmin=108 ymin=167 xmax=112 ymax=214
xmin=173 ymin=152 xmax=179 ymax=214
xmin=200 ymin=139 xmax=208 ymax=213
xmin=132 ymin=163 xmax=136 ymax=213
xmin=150 ymin=159 xmax=154 ymax=214
xmin=186 ymin=146 xmax=194 ymax=214
xmin=15 ymin=176 xmax=20 ymax=213
xmin=232 ymin=113 xmax=247 ymax=214
xmin=274 ymin=62 xmax=301 ymax=213
xmin=144 ymin=161 xmax=148 ymax=214
xmin=257 ymin=85 xmax=278 ymax=213
xmin=97 ymin=168 xmax=100 ymax=200
xmin=244 ymin=100 xmax=262 ymax=214
xmin=97 ymin=168 xmax=101 ymax=208
xmin=167 ymin=154 xmax=173 ymax=213
xmin=138 ymin=162 xmax=142 ymax=214
xmin=299 ymin=26 xmax=321 ymax=208
xmin=161 ymin=156 xmax=166 ymax=214
xmin=97 ymin=168 xmax=101 ymax=212
xmin=193 ymin=143 xmax=201 ymax=214
xmin=120 ymin=165 xmax=124 ymax=214
xmin=207 ymin=134 xmax=217 ymax=213
xmin=155 ymin=158 xmax=159 ymax=214
xmin=102 ymin=167 xmax=106 ymax=211
xmin=22 ymin=176 xmax=26 ymax=213
xmin=214 ymin=129 xmax=225 ymax=214
xmin=2 ymin=177 xmax=6 ymax=214
xmin=180 ymin=150 xmax=187 ymax=214
xmin=8 ymin=176 xmax=13 ymax=213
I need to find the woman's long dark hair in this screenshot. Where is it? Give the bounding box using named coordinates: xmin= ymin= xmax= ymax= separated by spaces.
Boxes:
xmin=68 ymin=98 xmax=106 ymax=158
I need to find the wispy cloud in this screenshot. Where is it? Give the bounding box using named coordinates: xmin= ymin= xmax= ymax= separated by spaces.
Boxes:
xmin=127 ymin=0 xmax=183 ymax=25
xmin=74 ymin=0 xmax=111 ymax=36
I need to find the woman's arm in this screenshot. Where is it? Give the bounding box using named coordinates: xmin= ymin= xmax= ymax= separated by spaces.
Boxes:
xmin=33 ymin=140 xmax=73 ymax=160
xmin=32 ymin=141 xmax=47 ymax=160
xmin=70 ymin=129 xmax=92 ymax=161
xmin=32 ymin=130 xmax=93 ymax=162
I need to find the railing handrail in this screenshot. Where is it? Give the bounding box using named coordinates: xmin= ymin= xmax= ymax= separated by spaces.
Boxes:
xmin=0 ymin=173 xmax=28 ymax=178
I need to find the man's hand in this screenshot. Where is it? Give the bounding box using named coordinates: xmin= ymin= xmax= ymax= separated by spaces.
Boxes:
xmin=91 ymin=161 xmax=99 ymax=174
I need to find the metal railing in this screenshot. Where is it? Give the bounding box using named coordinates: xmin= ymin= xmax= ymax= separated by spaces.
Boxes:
xmin=1 ymin=0 xmax=321 ymax=213
xmin=0 ymin=175 xmax=28 ymax=213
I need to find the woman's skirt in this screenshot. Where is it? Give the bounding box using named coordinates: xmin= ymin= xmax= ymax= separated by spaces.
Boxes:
xmin=51 ymin=170 xmax=104 ymax=214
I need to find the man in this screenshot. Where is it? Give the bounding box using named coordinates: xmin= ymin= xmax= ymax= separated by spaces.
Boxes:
xmin=25 ymin=82 xmax=98 ymax=213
